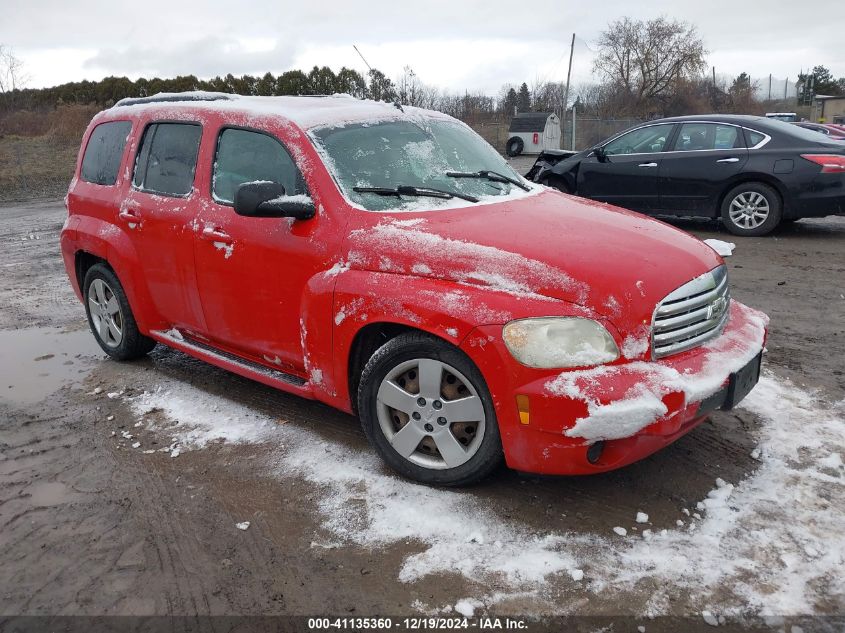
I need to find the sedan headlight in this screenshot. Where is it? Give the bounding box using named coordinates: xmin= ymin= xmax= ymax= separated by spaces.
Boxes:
xmin=502 ymin=317 xmax=620 ymax=369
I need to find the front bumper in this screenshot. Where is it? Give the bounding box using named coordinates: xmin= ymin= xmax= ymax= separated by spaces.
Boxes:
xmin=462 ymin=300 xmax=768 ymax=476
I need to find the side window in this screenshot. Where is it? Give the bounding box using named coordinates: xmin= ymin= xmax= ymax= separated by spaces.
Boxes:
xmin=80 ymin=121 xmax=131 ymax=186
xmin=212 ymin=128 xmax=307 ymax=204
xmin=133 ymin=123 xmax=202 ymax=196
xmin=745 ymin=129 xmax=766 ymax=147
xmin=604 ymin=124 xmax=672 ymax=155
xmin=673 ymin=123 xmax=742 ymax=151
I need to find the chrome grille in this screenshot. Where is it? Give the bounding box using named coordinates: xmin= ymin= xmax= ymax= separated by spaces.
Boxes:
xmin=652 ymin=265 xmax=730 ymax=358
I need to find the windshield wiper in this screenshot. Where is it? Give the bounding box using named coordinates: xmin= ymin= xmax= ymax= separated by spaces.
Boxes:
xmin=445 ymin=170 xmax=530 ymax=191
xmin=352 ymin=184 xmax=479 ymax=203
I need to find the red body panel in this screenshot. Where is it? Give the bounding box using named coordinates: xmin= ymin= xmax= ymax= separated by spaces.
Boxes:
xmin=61 ymin=99 xmax=768 ymax=476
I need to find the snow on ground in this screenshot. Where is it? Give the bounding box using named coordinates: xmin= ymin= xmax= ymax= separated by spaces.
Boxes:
xmin=123 ymin=369 xmax=844 ymax=616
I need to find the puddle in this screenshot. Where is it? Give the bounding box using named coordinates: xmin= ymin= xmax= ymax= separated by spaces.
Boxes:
xmin=0 ymin=326 xmax=103 ymax=405
xmin=26 ymin=481 xmax=84 ymax=506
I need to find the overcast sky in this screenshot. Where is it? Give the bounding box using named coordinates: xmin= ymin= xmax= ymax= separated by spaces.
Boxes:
xmin=3 ymin=0 xmax=843 ymax=96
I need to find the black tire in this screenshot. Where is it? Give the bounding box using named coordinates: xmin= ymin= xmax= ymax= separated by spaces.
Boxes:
xmin=720 ymin=182 xmax=783 ymax=236
xmin=541 ymin=174 xmax=571 ymax=194
xmin=83 ymin=263 xmax=156 ymax=360
xmin=505 ymin=136 xmax=524 ymax=157
xmin=357 ymin=332 xmax=503 ymax=486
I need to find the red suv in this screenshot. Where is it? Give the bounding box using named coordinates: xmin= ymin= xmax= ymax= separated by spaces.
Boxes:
xmin=61 ymin=93 xmax=768 ymax=485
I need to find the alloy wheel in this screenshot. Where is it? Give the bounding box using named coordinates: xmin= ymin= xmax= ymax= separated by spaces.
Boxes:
xmin=87 ymin=278 xmax=123 ymax=348
xmin=376 ymin=358 xmax=486 ymax=470
xmin=728 ymin=191 xmax=770 ymax=230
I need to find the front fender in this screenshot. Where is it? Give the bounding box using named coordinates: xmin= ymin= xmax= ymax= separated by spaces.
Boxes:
xmin=326 ymin=270 xmax=586 ymax=411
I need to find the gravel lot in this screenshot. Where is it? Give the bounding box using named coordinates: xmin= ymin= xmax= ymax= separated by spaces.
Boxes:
xmin=1 ymin=179 xmax=843 ymax=630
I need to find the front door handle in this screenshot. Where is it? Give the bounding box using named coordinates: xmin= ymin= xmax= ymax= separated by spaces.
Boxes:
xmin=717 ymin=157 xmax=740 ymax=163
xmin=638 ymin=162 xmax=658 ymax=168
xmin=201 ymin=226 xmax=232 ymax=243
xmin=118 ymin=209 xmax=141 ymax=228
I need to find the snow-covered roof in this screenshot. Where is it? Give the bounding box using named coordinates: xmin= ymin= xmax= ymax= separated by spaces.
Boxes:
xmin=112 ymin=91 xmax=454 ymax=130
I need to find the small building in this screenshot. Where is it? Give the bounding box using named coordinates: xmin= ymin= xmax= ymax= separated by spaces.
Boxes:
xmin=506 ymin=112 xmax=561 ymax=156
xmin=811 ymin=95 xmax=845 ymax=124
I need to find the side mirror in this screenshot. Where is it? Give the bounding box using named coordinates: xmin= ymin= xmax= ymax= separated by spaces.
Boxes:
xmin=234 ymin=181 xmax=316 ymax=220
xmin=593 ymin=146 xmax=608 ymax=163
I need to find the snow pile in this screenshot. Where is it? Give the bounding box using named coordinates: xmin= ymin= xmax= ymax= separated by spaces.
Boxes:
xmin=127 ymin=385 xmax=278 ymax=449
xmin=703 ymin=239 xmax=736 ymax=257
xmin=126 ymin=365 xmax=845 ymax=616
xmin=454 ymin=599 xmax=483 ymax=617
xmin=610 ymin=373 xmax=845 ymax=615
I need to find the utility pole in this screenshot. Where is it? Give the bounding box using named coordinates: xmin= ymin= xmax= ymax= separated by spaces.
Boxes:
xmin=561 ymin=33 xmax=575 ymax=120
xmin=353 ymin=45 xmax=373 ymax=72
xmin=768 ymin=74 xmax=772 ymax=101
xmin=784 ymin=77 xmax=788 ymax=100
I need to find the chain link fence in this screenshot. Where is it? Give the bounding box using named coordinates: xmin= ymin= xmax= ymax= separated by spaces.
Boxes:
xmin=466 ymin=116 xmax=642 ymax=154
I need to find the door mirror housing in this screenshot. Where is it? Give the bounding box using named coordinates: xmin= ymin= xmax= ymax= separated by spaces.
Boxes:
xmin=234 ymin=181 xmax=315 ymax=220
xmin=593 ymin=146 xmax=609 ymax=163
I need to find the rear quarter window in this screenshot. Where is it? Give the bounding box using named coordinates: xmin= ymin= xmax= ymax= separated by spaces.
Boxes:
xmin=80 ymin=121 xmax=132 ymax=186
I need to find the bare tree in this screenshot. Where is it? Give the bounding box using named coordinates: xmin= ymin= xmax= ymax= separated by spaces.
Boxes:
xmin=593 ymin=17 xmax=707 ymax=114
xmin=0 ymin=45 xmax=27 ymax=93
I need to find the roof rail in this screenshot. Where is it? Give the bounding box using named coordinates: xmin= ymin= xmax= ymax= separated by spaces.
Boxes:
xmin=114 ymin=92 xmax=235 ymax=107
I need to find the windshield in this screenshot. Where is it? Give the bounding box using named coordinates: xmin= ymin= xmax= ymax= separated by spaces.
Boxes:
xmin=310 ymin=118 xmax=527 ymax=211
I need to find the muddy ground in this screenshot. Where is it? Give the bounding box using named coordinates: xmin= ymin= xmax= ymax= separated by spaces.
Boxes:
xmin=1 ymin=176 xmax=843 ymax=631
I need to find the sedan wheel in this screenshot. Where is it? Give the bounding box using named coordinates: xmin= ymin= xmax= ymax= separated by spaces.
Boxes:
xmin=358 ymin=332 xmax=503 ymax=486
xmin=720 ymin=182 xmax=782 ymax=237
xmin=728 ymin=191 xmax=770 ymax=230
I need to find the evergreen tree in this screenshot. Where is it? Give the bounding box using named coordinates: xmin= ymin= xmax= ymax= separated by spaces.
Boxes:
xmin=517 ymin=82 xmax=531 ymax=112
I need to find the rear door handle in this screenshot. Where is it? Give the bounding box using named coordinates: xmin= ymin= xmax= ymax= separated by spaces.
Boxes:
xmin=638 ymin=162 xmax=658 ymax=168
xmin=717 ymin=157 xmax=740 ymax=163
xmin=201 ymin=226 xmax=232 ymax=243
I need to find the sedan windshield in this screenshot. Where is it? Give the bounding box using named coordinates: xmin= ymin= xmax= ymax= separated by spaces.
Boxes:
xmin=310 ymin=118 xmax=528 ymax=211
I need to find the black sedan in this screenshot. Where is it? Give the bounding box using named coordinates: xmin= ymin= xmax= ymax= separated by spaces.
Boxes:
xmin=526 ymin=114 xmax=845 ymax=236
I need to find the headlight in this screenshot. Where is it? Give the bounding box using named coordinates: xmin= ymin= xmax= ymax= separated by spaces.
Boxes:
xmin=502 ymin=317 xmax=620 ymax=369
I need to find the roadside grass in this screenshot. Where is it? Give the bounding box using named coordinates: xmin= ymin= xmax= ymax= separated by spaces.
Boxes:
xmin=0 ymin=135 xmax=78 ymax=202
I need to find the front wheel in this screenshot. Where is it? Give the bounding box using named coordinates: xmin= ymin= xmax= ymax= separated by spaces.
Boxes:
xmin=720 ymin=182 xmax=782 ymax=236
xmin=357 ymin=333 xmax=503 ymax=486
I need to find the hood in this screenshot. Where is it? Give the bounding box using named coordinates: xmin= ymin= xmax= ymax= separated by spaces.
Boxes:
xmin=343 ymin=189 xmax=723 ymax=337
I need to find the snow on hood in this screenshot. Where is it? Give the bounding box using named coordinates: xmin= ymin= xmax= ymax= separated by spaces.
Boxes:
xmin=344 ymin=190 xmax=724 ymax=333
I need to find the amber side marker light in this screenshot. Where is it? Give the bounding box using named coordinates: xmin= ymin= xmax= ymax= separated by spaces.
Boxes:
xmin=516 ymin=395 xmax=530 ymax=425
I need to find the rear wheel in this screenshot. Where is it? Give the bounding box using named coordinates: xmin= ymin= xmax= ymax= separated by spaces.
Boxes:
xmin=357 ymin=332 xmax=503 ymax=486
xmin=505 ymin=136 xmax=524 ymax=157
xmin=720 ymin=182 xmax=782 ymax=236
xmin=83 ymin=263 xmax=156 ymax=360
